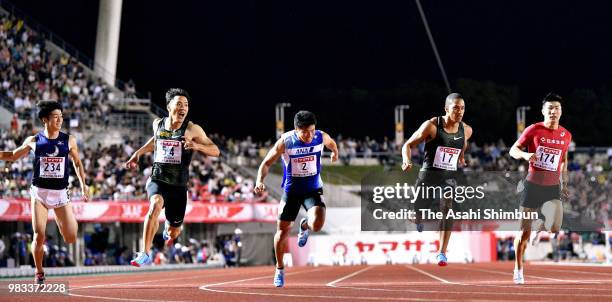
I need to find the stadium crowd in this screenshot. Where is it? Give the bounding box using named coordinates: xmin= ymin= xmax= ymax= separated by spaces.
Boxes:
xmin=0 ymin=13 xmax=120 ymax=128
xmin=0 ymin=127 xmax=260 ymax=202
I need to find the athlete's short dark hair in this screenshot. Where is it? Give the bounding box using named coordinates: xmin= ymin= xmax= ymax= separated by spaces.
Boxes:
xmin=294 ymin=111 xmax=317 ymax=129
xmin=37 ymin=100 xmax=63 ymax=121
xmin=165 ymin=88 xmax=190 ymax=105
xmin=445 ymin=93 xmax=464 ymax=107
xmin=542 ymin=92 xmax=562 ymax=105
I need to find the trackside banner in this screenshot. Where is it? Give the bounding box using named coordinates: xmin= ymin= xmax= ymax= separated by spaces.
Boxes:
xmin=0 ymin=199 xmax=278 ymax=223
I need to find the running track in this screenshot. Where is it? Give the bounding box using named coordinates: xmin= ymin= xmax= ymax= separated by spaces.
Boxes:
xmin=4 ymin=262 xmax=612 ymax=301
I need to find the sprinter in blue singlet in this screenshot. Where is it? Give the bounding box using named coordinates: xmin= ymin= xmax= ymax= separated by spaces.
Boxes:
xmin=0 ymin=101 xmax=89 ymax=284
xmin=255 ymin=111 xmax=339 ymax=287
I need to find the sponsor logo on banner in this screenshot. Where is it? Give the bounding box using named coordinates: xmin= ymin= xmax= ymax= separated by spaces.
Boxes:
xmin=254 ymin=204 xmax=278 ymax=222
xmin=0 ymin=201 xmax=9 ymax=216
xmin=299 ymin=233 xmax=471 ymax=266
xmin=21 ymin=202 xmax=31 ymax=217
xmin=203 ymin=204 xmax=247 ymax=220
xmin=208 ymin=205 xmax=230 ymax=218
xmin=72 ymin=203 xmax=85 ymax=217
xmin=122 ymin=203 xmax=146 ymax=219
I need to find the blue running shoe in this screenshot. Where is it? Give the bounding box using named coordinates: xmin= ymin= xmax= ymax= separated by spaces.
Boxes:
xmin=162 ymin=221 xmax=173 ymax=248
xmin=297 ymin=218 xmax=309 ymax=247
xmin=273 ymin=268 xmax=285 ymax=287
xmin=130 ymin=252 xmax=152 ymax=267
xmin=416 ymin=223 xmax=424 ymax=232
xmin=436 ymin=253 xmax=448 ymax=266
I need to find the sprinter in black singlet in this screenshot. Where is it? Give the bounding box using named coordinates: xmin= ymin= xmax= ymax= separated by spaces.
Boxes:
xmin=401 ymin=93 xmax=473 ymax=266
xmin=124 ymin=88 xmax=220 ymax=266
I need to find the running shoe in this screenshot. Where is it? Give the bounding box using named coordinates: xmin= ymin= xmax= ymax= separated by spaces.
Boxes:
xmin=513 ymin=269 xmax=525 ymax=284
xmin=530 ymin=231 xmax=543 ymax=246
xmin=273 ymin=268 xmax=285 ymax=287
xmin=162 ymin=221 xmax=173 ymax=248
xmin=34 ymin=272 xmax=45 ymax=284
xmin=297 ymin=218 xmax=310 ymax=247
xmin=130 ymin=251 xmax=152 ymax=267
xmin=436 ymin=253 xmax=448 ymax=266
xmin=530 ymin=219 xmax=544 ymax=246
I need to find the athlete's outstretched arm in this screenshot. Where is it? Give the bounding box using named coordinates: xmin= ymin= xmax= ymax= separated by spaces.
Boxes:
xmin=124 ymin=136 xmax=155 ymax=169
xmin=68 ymin=135 xmax=89 ymax=201
xmin=401 ymin=119 xmax=436 ymax=171
xmin=321 ymin=131 xmax=338 ymax=163
xmin=0 ymin=136 xmax=35 ymax=162
xmin=254 ymin=138 xmax=285 ymax=194
xmin=184 ymin=123 xmax=220 ymax=157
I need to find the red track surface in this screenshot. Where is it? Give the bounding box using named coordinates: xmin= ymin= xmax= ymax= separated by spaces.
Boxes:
xmin=3 ymin=262 xmax=612 ymax=301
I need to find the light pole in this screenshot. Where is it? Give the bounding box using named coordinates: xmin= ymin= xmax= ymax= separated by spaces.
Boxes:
xmin=516 ymin=106 xmax=530 ymax=140
xmin=395 ymin=105 xmax=410 ymax=147
xmin=275 ymin=103 xmax=291 ymax=139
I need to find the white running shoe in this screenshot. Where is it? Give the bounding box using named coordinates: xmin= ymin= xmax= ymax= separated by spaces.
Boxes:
xmin=513 ymin=269 xmax=525 ymax=285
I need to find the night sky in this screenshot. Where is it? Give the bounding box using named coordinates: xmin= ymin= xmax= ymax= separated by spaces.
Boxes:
xmin=11 ymin=1 xmax=612 ymax=144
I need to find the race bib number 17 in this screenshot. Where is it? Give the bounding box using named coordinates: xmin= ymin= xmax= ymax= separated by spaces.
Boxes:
xmin=432 ymin=146 xmax=461 ymax=171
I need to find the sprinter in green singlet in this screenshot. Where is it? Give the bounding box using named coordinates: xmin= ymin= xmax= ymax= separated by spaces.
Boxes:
xmin=124 ymin=88 xmax=220 ymax=266
xmin=401 ymin=93 xmax=473 ymax=266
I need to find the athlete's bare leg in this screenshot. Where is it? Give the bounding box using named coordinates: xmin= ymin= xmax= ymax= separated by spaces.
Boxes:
xmin=167 ymin=226 xmax=181 ymax=240
xmin=143 ymin=194 xmax=164 ymax=252
xmin=439 ymin=199 xmax=453 ymax=254
xmin=514 ymin=207 xmax=537 ymax=270
xmin=31 ymin=198 xmax=49 ymax=275
xmin=541 ymin=199 xmax=563 ymax=234
xmin=302 ymin=205 xmax=325 ymax=232
xmin=54 ymin=204 xmax=78 ymax=244
xmin=274 ymin=220 xmax=292 ymax=268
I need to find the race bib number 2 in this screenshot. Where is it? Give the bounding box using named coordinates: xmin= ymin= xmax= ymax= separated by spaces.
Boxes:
xmin=432 ymin=146 xmax=461 ymax=171
xmin=155 ymin=139 xmax=182 ymax=164
xmin=534 ymin=146 xmax=561 ymax=171
xmin=40 ymin=157 xmax=65 ymax=178
xmin=291 ymin=155 xmax=318 ymax=177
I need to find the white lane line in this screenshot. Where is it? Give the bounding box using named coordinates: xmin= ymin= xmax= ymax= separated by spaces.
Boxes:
xmin=332 ymin=283 xmax=612 ymax=298
xmin=465 ymin=267 xmax=600 ymax=284
xmin=405 ymin=265 xmax=456 ymax=284
xmin=200 ymin=267 xmax=325 ymax=288
xmin=201 ymin=287 xmax=454 ymax=301
xmin=68 ymin=292 xmax=190 ymax=302
xmin=70 ymin=269 xmax=260 ymax=290
xmin=68 ymin=267 xmax=297 ymax=301
xmin=71 ymin=275 xmax=205 ymax=290
xmin=327 ymin=266 xmax=374 ymax=287
xmin=200 ymin=266 xmax=453 ymax=301
xmin=529 ymin=267 xmax=612 ymax=277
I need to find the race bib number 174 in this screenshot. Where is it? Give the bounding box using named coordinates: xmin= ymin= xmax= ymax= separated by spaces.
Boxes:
xmin=534 ymin=146 xmax=562 ymax=171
